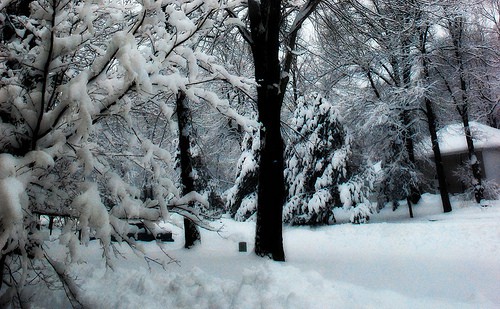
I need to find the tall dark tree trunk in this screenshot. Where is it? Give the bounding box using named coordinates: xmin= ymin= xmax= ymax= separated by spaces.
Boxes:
xmin=450 ymin=15 xmax=483 ymax=203
xmin=248 ymin=0 xmax=285 ymax=261
xmin=244 ymin=0 xmax=318 ymax=261
xmin=254 ymin=102 xmax=285 ymax=261
xmin=418 ymin=23 xmax=453 ymax=213
xmin=175 ymin=92 xmax=201 ymax=248
xmin=426 ymin=98 xmax=453 ymax=212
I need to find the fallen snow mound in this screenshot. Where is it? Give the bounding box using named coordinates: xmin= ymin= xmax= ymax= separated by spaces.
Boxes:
xmin=26 ymin=196 xmax=500 ymax=308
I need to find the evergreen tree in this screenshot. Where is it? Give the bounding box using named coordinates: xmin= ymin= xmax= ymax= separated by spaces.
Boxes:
xmin=284 ymin=94 xmax=354 ymax=225
xmin=226 ymin=128 xmax=260 ymax=221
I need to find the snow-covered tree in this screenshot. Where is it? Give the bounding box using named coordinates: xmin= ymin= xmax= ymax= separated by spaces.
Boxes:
xmin=283 ymin=94 xmax=374 ymax=225
xmin=0 ymin=0 xmax=254 ymax=305
xmin=224 ymin=0 xmax=321 ymax=261
xmin=431 ymin=0 xmax=500 ymax=203
xmin=313 ymin=0 xmax=437 ymax=215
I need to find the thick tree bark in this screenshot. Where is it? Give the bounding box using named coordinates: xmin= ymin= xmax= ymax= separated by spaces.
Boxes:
xmin=248 ymin=0 xmax=285 ymax=261
xmin=254 ymin=102 xmax=285 ymax=261
xmin=246 ymin=0 xmax=318 ymax=261
xmin=175 ymin=92 xmax=201 ymax=248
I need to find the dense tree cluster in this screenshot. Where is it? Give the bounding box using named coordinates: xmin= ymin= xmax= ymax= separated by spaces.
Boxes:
xmin=1 ymin=0 xmax=498 ymax=305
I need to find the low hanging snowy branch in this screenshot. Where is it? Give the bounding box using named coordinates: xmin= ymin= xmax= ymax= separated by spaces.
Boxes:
xmin=0 ymin=0 xmax=250 ymax=304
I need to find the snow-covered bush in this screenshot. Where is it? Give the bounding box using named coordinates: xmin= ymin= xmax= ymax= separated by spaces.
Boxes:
xmin=234 ymin=192 xmax=258 ymax=222
xmin=453 ymin=161 xmax=498 ymax=201
xmin=226 ymin=128 xmax=260 ymax=220
xmin=283 ymin=94 xmax=373 ymax=225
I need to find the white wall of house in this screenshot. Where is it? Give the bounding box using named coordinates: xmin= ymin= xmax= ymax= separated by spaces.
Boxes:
xmin=419 ymin=122 xmax=500 ymax=194
xmin=482 ymin=148 xmax=500 ymax=185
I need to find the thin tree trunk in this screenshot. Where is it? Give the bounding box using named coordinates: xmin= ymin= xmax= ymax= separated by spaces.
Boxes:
xmin=401 ymin=110 xmax=421 ymax=204
xmin=460 ymin=111 xmax=484 ymax=203
xmin=175 ymin=92 xmax=200 ymax=248
xmin=426 ymin=98 xmax=453 ymax=212
xmin=49 ymin=216 xmax=54 ymax=235
xmin=401 ymin=35 xmax=421 ymax=205
xmin=0 ymin=252 xmax=6 ymax=290
xmin=451 ymin=15 xmax=483 ymax=203
xmin=418 ymin=23 xmax=453 ymax=213
xmin=406 ymin=197 xmax=414 ymax=218
xmin=291 ymin=58 xmax=299 ymax=105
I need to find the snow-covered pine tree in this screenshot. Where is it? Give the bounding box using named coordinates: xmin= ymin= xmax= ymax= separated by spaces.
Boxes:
xmin=284 ymin=93 xmax=369 ymax=225
xmin=225 ymin=127 xmax=260 ymax=221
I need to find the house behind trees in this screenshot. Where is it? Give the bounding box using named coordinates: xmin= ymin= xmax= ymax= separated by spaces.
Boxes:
xmin=420 ymin=122 xmax=500 ymax=195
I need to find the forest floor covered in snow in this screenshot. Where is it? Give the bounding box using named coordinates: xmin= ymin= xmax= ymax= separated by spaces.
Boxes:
xmin=32 ymin=194 xmax=499 ymax=308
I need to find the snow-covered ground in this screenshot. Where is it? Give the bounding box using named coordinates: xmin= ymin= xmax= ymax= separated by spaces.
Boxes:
xmin=33 ymin=194 xmax=499 ymax=308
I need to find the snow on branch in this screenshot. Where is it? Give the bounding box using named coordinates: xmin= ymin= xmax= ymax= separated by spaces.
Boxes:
xmin=196 ymin=52 xmax=256 ymax=93
xmin=186 ymin=87 xmax=260 ymax=132
xmin=71 ymin=182 xmax=112 ymax=249
xmin=288 ymin=0 xmax=321 ymax=35
xmin=0 ymin=163 xmax=27 ymax=253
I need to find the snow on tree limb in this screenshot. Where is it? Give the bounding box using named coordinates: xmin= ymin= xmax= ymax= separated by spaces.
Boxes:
xmin=186 ymin=87 xmax=260 ymax=132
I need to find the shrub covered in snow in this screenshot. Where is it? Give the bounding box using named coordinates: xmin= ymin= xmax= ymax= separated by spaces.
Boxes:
xmin=453 ymin=161 xmax=499 ymax=201
xmin=226 ymin=128 xmax=260 ymax=221
xmin=283 ymin=94 xmax=374 ymax=225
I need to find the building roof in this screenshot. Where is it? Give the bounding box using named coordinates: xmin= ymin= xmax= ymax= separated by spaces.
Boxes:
xmin=423 ymin=122 xmax=500 ymax=155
